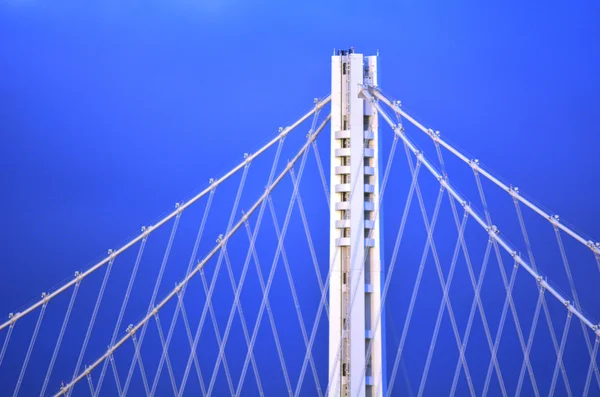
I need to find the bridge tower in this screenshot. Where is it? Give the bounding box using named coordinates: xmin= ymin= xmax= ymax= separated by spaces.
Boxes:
xmin=330 ymin=49 xmax=385 ymax=397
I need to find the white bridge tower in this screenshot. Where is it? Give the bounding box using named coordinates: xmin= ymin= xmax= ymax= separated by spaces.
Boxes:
xmin=329 ymin=49 xmax=385 ymax=397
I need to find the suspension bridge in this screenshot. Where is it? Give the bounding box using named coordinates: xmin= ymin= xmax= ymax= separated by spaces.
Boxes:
xmin=1 ymin=50 xmax=599 ymax=396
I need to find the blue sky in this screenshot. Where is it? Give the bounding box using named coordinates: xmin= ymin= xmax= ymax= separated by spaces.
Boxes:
xmin=1 ymin=0 xmax=599 ymax=395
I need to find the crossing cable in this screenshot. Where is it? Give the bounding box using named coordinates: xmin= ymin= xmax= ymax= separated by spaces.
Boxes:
xmin=0 ymin=95 xmax=330 ymax=334
xmin=121 ymin=205 xmax=186 ymax=397
xmin=541 ymin=284 xmax=572 ymax=395
xmin=323 ymin=115 xmax=403 ymax=397
xmin=471 ymin=170 xmax=530 ymax=397
xmin=366 ymin=87 xmax=600 ymax=394
xmin=167 ymin=193 xmax=215 ymax=397
xmin=417 ymin=211 xmax=471 ymax=397
xmin=129 ymin=329 xmax=150 ymax=397
xmin=425 ymin=113 xmax=508 ymax=395
xmin=368 ymin=91 xmax=582 ymax=395
xmin=449 ymin=239 xmax=495 ymax=397
xmin=242 ymin=220 xmax=296 ymax=394
xmin=39 ymin=278 xmax=81 ymax=397
xmin=549 ymin=312 xmax=573 ymax=397
xmin=52 ymin=107 xmax=326 ymax=397
xmin=370 ymin=88 xmax=600 ymax=261
xmin=266 ymin=189 xmax=323 ymax=397
xmin=430 ymin=137 xmax=511 ymax=397
xmin=294 ymin=231 xmax=345 ymax=394
xmin=161 ymin=165 xmax=252 ymax=397
xmin=359 ymin=125 xmax=477 ymax=396
xmin=13 ymin=297 xmax=48 ymax=397
xmin=400 ymin=132 xmax=476 ymax=397
xmin=553 ymin=222 xmax=600 ymax=388
xmin=232 ymin=115 xmax=329 ymax=397
xmin=515 ymin=288 xmax=544 ymax=397
xmin=366 ymin=87 xmax=600 ymax=338
xmin=204 ymin=138 xmax=284 ymax=397
xmin=291 ymin=169 xmax=329 ymax=319
xmin=67 ymin=257 xmax=116 ymax=397
xmin=94 ymin=234 xmax=149 ymax=396
xmin=174 ymin=288 xmax=205 ymax=395
xmin=221 ymin=246 xmax=266 ymax=395
xmin=583 ymin=338 xmax=600 ymax=397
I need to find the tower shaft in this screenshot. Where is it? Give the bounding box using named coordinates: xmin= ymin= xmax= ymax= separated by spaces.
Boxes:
xmin=329 ymin=49 xmax=384 ymax=397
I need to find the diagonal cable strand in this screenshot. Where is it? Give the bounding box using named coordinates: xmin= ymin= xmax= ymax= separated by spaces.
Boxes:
xmin=515 ymin=287 xmax=543 ymax=397
xmin=291 ymin=170 xmax=329 ymax=319
xmin=240 ymin=220 xmax=293 ymax=396
xmin=549 ymin=313 xmax=573 ymax=397
xmin=449 ymin=238 xmax=494 ymax=397
xmin=363 ymin=90 xmax=600 ymax=393
xmin=13 ymin=302 xmax=47 ymax=397
xmin=541 ymin=291 xmax=572 ymax=396
xmin=156 ymin=162 xmax=253 ymax=397
xmin=399 ymin=136 xmax=475 ymax=397
xmin=152 ymin=313 xmax=179 ymax=396
xmin=164 ymin=195 xmax=214 ymax=397
xmin=40 ymin=280 xmax=81 ymax=397
xmin=431 ymin=125 xmax=511 ymax=397
xmin=109 ymin=353 xmax=124 ymax=397
xmin=130 ymin=331 xmax=151 ymax=397
xmin=122 ymin=207 xmax=185 ymax=396
xmin=417 ymin=212 xmax=472 ymax=397
xmin=54 ymin=115 xmax=324 ymax=397
xmin=175 ymin=290 xmax=206 ymax=397
xmin=67 ymin=257 xmax=116 ymax=397
xmin=553 ymin=225 xmax=600 ymax=386
xmin=583 ymin=337 xmax=600 ymax=397
xmin=221 ymin=247 xmax=265 ymax=396
xmin=234 ymin=115 xmax=330 ymax=397
xmin=472 ymin=170 xmax=527 ymax=397
xmin=512 ymin=197 xmax=545 ymax=397
xmin=266 ymin=193 xmax=323 ymax=397
xmin=206 ymin=139 xmax=285 ymax=397
xmin=0 ymin=323 xmax=15 ymax=370
xmin=94 ymin=235 xmax=149 ymax=396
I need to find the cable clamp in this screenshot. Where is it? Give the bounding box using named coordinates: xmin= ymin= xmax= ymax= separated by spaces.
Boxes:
xmin=549 ymin=214 xmax=560 ymax=227
xmin=469 ymin=159 xmax=480 ymax=172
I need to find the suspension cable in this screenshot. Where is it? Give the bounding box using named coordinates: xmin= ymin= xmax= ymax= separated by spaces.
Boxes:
xmin=0 ymin=95 xmax=331 ymax=333
xmin=52 ymin=113 xmax=326 ymax=397
xmin=371 ymin=88 xmax=600 ymax=260
xmin=364 ymin=88 xmax=600 ymax=338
